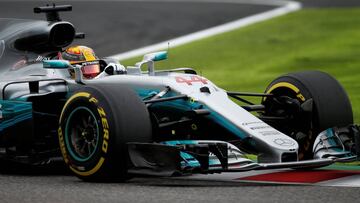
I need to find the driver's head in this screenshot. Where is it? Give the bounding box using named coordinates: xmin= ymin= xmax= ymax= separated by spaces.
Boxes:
xmin=60 ymin=46 xmax=100 ymax=79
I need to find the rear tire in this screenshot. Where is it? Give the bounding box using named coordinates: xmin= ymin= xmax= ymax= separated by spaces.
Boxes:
xmin=58 ymin=84 xmax=152 ymax=181
xmin=262 ymin=71 xmax=353 ymax=159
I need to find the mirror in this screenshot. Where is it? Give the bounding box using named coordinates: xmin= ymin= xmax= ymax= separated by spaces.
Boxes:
xmin=143 ymin=51 xmax=168 ymax=62
xmin=43 ymin=60 xmax=70 ymax=69
xmin=135 ymin=51 xmax=168 ymax=76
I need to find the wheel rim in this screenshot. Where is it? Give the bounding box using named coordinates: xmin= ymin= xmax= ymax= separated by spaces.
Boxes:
xmin=264 ymin=87 xmax=311 ymax=132
xmin=65 ymin=107 xmax=100 ymax=162
xmin=263 ymin=87 xmax=313 ymax=159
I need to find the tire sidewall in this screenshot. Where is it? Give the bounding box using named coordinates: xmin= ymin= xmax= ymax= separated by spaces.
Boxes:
xmin=58 ymin=89 xmax=120 ymax=179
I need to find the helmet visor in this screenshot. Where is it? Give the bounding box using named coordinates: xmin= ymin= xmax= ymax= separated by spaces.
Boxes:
xmin=81 ymin=62 xmax=100 ymax=79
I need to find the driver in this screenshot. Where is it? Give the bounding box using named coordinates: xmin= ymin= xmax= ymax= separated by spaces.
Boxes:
xmin=59 ymin=45 xmax=100 ymax=79
xmin=58 ymin=45 xmax=126 ymax=79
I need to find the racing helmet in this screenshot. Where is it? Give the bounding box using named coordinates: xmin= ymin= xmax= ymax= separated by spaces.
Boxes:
xmin=60 ymin=45 xmax=100 ymax=79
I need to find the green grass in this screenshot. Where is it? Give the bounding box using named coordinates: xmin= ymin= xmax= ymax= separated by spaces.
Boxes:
xmin=123 ymin=8 xmax=360 ymax=123
xmin=125 ymin=8 xmax=360 ymax=166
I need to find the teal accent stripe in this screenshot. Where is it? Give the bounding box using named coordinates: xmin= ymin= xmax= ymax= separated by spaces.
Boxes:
xmin=134 ymin=88 xmax=160 ymax=99
xmin=135 ymin=88 xmax=247 ymax=139
xmin=0 ymin=112 xmax=32 ymax=131
xmin=0 ymin=100 xmax=33 ymax=132
xmin=162 ymin=141 xmax=200 ymax=168
xmin=180 ymin=151 xmax=201 ymax=168
xmin=162 ymin=140 xmax=198 ymax=145
xmin=326 ymin=128 xmax=343 ymax=153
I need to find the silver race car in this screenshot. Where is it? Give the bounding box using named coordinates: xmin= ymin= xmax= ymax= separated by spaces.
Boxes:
xmin=0 ymin=5 xmax=359 ymax=181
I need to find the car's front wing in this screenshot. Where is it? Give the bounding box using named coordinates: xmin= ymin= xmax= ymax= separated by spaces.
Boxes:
xmin=127 ymin=141 xmax=357 ymax=176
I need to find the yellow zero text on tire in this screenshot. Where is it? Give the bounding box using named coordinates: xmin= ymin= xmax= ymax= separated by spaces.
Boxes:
xmin=58 ymin=127 xmax=69 ymax=164
xmin=97 ymin=107 xmax=109 ymax=153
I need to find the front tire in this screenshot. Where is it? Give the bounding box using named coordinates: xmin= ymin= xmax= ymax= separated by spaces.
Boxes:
xmin=58 ymin=84 xmax=152 ymax=181
xmin=262 ymin=71 xmax=353 ymax=159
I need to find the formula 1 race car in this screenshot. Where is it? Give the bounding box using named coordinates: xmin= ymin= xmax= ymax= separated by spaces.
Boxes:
xmin=0 ymin=5 xmax=359 ymax=181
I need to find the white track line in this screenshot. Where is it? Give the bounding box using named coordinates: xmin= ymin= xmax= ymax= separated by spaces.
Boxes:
xmin=181 ymin=170 xmax=360 ymax=187
xmin=318 ymin=175 xmax=360 ymax=187
xmin=108 ymin=0 xmax=302 ymax=60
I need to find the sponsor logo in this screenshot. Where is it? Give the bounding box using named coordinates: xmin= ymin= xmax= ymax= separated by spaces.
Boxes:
xmin=175 ymin=76 xmax=208 ymax=85
xmin=274 ymin=138 xmax=295 ymax=146
xmin=241 ymin=121 xmax=263 ymax=126
xmin=35 ymin=55 xmax=51 ymax=62
xmin=250 ymin=126 xmax=271 ymax=130
xmin=259 ymin=131 xmax=280 ymax=136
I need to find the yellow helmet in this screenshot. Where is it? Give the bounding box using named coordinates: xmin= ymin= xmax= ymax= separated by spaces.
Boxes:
xmin=60 ymin=45 xmax=100 ymax=79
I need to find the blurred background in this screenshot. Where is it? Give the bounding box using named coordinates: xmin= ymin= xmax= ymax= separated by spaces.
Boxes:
xmin=1 ymin=0 xmax=360 ymax=122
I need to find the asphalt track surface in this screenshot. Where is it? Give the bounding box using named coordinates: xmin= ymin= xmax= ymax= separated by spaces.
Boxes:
xmin=1 ymin=0 xmax=360 ymax=202
xmin=299 ymin=0 xmax=360 ymax=8
xmin=1 ymin=173 xmax=360 ymax=203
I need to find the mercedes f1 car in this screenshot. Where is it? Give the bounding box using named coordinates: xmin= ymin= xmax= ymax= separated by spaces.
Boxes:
xmin=0 ymin=5 xmax=359 ymax=181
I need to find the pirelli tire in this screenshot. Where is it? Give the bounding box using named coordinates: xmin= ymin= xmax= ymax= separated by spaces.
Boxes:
xmin=58 ymin=84 xmax=152 ymax=181
xmin=262 ymin=71 xmax=353 ymax=160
